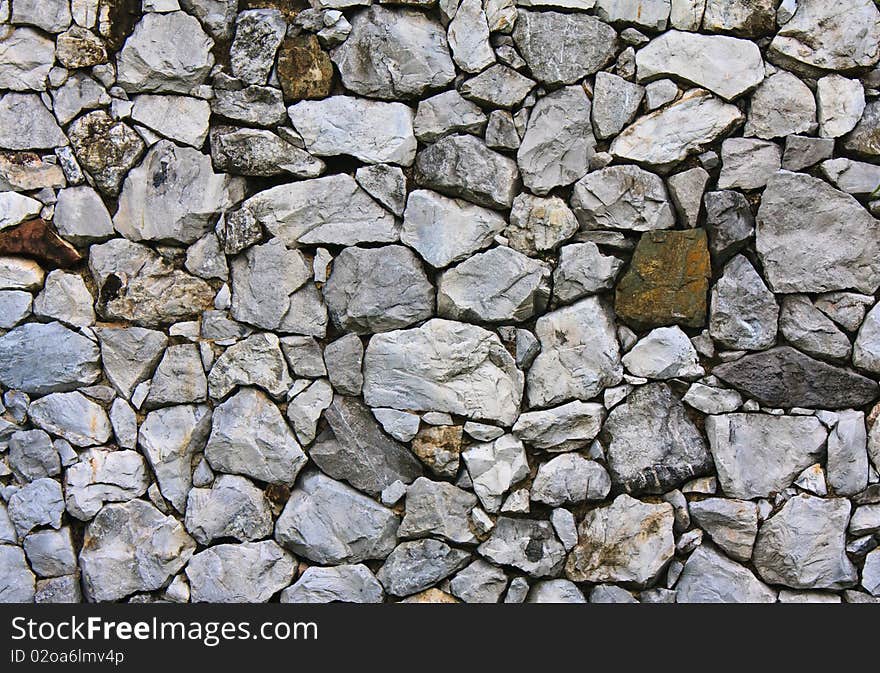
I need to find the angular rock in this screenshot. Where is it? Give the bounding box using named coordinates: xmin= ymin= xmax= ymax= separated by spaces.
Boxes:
xmin=604 ymin=383 xmax=712 ymax=494
xmin=353 ymin=164 xmax=406 ymax=216
xmin=411 ymin=425 xmax=463 ymax=478
xmin=64 ymin=449 xmax=150 ymax=521
xmin=594 ymin=0 xmax=670 ymax=30
xmin=611 ymin=89 xmax=743 ymax=168
xmin=277 ymin=33 xmax=333 ymax=102
xmin=144 ymin=345 xmax=207 ymax=409
xmin=7 ymin=478 xmax=64 ymax=538
xmin=187 ymin=541 xmax=295 ymax=603
xmin=821 ymin=158 xmax=880 ymax=196
xmin=53 ymin=186 xmax=113 ymax=245
xmin=463 ymin=435 xmax=529 ymax=513
xmin=459 ymin=65 xmax=536 ymax=109
xmin=705 ymin=413 xmax=827 ymax=498
xmin=97 ymin=326 xmax=167 ymax=399
xmin=676 ymin=544 xmax=776 ymax=603
xmin=448 ymin=0 xmax=495 ymax=73
xmin=506 ymin=194 xmax=578 ymax=257
xmin=310 ymin=396 xmax=423 ymax=496
xmin=754 ymin=495 xmax=858 ymax=590
xmin=450 ymin=560 xmax=507 ymax=604
xmin=709 ymin=255 xmax=778 ymax=351
xmin=67 ymin=111 xmax=145 ymax=195
xmin=512 ymin=401 xmax=605 ymax=452
xmin=204 ymin=388 xmax=306 ymax=486
xmin=689 ymin=499 xmax=758 ymax=562
xmin=377 ymin=539 xmax=470 ymax=598
xmin=23 ymin=527 xmax=76 ymax=578
xmin=566 ymin=495 xmax=674 ymax=587
xmin=717 ymin=138 xmax=782 ymax=191
xmin=553 ymin=243 xmax=622 ymax=303
xmin=184 ymin=474 xmax=272 ymax=546
xmin=744 ymin=71 xmax=817 ymax=139
xmin=29 ymin=391 xmax=110 ymax=448
xmin=399 ymin=477 xmax=477 ymax=544
xmin=275 ymin=470 xmax=399 ymax=564
xmin=207 ymin=333 xmax=293 ymax=401
xmin=229 ymin=9 xmax=286 ymax=86
xmin=0 ymin=93 xmax=67 ymax=150
xmin=286 ymin=379 xmax=333 ymax=445
xmin=591 ymin=71 xmax=645 ymax=141
xmin=780 ymin=295 xmax=851 ymax=363
xmin=531 ymin=454 xmax=610 ymax=506
xmin=130 ymin=95 xmax=211 ymax=148
xmin=0 ymin=546 xmax=35 ymax=603
xmin=363 ymin=319 xmax=523 ymax=426
xmin=512 ymin=10 xmax=617 ymax=86
xmin=281 ymin=564 xmax=384 ymax=604
xmin=478 ymin=517 xmax=566 ymax=577
xmin=324 ymin=245 xmax=434 ymax=334
xmin=413 ymin=90 xmax=487 ymax=143
xmin=827 ymin=410 xmax=869 ymax=497
xmin=211 ymin=84 xmax=287 ymax=127
xmin=571 ymin=165 xmax=674 ymax=233
xmin=9 ymin=430 xmax=59 ymax=482
xmin=210 ymin=126 xmax=324 ymax=178
xmin=818 ymin=75 xmax=866 ymax=139
xmin=622 ymin=326 xmax=703 ymax=379
xmin=324 ymin=335 xmax=364 ymax=396
xmin=703 ymin=190 xmax=754 ymax=262
xmin=0 ymin=27 xmax=55 ymax=92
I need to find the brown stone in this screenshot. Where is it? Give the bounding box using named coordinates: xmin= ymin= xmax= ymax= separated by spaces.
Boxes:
xmin=615 ymin=229 xmax=711 ymax=329
xmin=0 ymin=219 xmax=82 ymax=268
xmin=56 ymin=27 xmax=108 ymax=69
xmin=399 ymin=588 xmax=459 ymax=603
xmin=410 ymin=425 xmax=463 ymax=479
xmin=0 ymin=153 xmax=66 ymax=191
xmin=67 ymin=111 xmax=145 ymax=196
xmin=277 ymin=33 xmax=334 ymax=103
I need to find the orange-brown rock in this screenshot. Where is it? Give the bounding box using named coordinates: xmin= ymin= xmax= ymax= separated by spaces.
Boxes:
xmin=277 ymin=33 xmax=334 ymax=102
xmin=0 ymin=219 xmax=82 ymax=268
xmin=411 ymin=425 xmax=463 ymax=479
xmin=615 ymin=228 xmax=711 ymax=329
xmin=398 ymin=588 xmax=459 ymax=603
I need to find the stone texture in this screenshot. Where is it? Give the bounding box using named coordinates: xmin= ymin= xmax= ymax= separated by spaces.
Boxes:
xmin=186 ymin=541 xmax=295 ymax=603
xmin=709 ymin=255 xmax=778 ymax=351
xmin=571 ymin=165 xmax=675 ymax=232
xmin=676 ymin=544 xmax=775 ymax=603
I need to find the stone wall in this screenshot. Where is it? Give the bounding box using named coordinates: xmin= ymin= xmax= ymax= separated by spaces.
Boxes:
xmin=0 ymin=0 xmax=879 ymax=603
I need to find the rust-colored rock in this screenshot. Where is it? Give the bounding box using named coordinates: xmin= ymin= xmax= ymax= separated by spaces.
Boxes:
xmin=0 ymin=219 xmax=82 ymax=268
xmin=277 ymin=33 xmax=334 ymax=103
xmin=410 ymin=425 xmax=463 ymax=479
xmin=399 ymin=588 xmax=459 ymax=603
xmin=56 ymin=27 xmax=108 ymax=69
xmin=615 ymin=228 xmax=711 ymax=330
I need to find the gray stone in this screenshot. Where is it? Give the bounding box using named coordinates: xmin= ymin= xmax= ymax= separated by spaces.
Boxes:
xmin=437 ymin=246 xmax=550 ymax=324
xmin=702 ymin=190 xmax=754 ymax=262
xmin=14 ymin=0 xmax=71 ymax=33
xmin=676 ymin=544 xmax=776 ymax=603
xmin=205 ymin=388 xmax=306 ymax=486
xmin=689 ymin=499 xmax=758 ymax=561
xmin=139 ymin=404 xmax=211 ymax=512
xmin=512 ymin=10 xmax=617 ymax=86
xmin=512 ymin=401 xmax=605 ymax=452
xmin=29 ymin=391 xmax=110 ymax=448
xmin=131 ymin=95 xmax=211 ymax=148
xmin=714 ymin=347 xmax=879 ymax=409
xmin=479 ymin=517 xmax=566 ymax=577
xmin=758 ymin=171 xmax=880 ymax=293
xmin=331 ymin=6 xmax=455 ymax=100
xmin=66 ymin=111 xmax=145 ymax=196
xmin=611 ymin=89 xmax=744 ymax=168
xmin=97 ymin=326 xmax=167 ymax=399
xmin=827 ymin=410 xmax=869 ymax=497
xmin=0 ymin=258 xmax=44 ymax=291
xmin=485 ymin=110 xmax=520 ymax=151
xmin=64 ymin=449 xmax=150 ymax=521
xmin=566 ymin=494 xmax=674 ymax=587
xmin=0 ymin=546 xmax=35 ymax=603
xmin=324 ymin=335 xmax=363 ymax=396
xmin=309 ymin=395 xmax=423 ymax=496
xmin=862 ymin=549 xmax=880 ymax=596
xmin=717 ymin=138 xmax=782 ymax=191
xmin=354 ymin=164 xmax=406 ymax=216
xmin=324 ymin=245 xmax=434 ymax=334
xmin=184 ymin=474 xmax=272 ymax=545
xmin=399 ymin=477 xmax=477 ymax=544
xmin=210 ymin=85 xmax=287 ymax=127
xmin=207 ymin=333 xmax=293 ymax=401
xmin=744 ymin=71 xmax=817 ymax=139
xmin=552 ymin=243 xmax=622 ymax=304
xmin=0 ymin=192 xmax=41 ymax=231
xmin=280 ymin=336 xmax=326 ymax=378
xmin=229 ymin=9 xmax=286 ymax=86
xmin=51 ymin=73 xmax=110 ymax=127
xmin=526 ymin=579 xmax=586 ymax=603
xmin=754 ymin=495 xmax=857 ymax=590
xmin=413 ymin=90 xmax=487 ymax=143
xmin=289 ymin=96 xmax=416 ymax=166
xmin=682 ymin=383 xmax=742 ymax=415
xmin=372 ymin=409 xmax=420 ymax=443
xmin=779 ymin=295 xmax=851 ymax=363
xmin=459 ymin=65 xmax=536 ymax=109
xmin=415 ymin=134 xmax=519 ymax=210
xmin=604 ymin=383 xmax=712 ymax=494
xmin=275 ymin=470 xmax=399 ymax=564
xmin=517 ymin=86 xmax=595 ymax=194
xmin=377 ymin=539 xmax=470 ymax=598
xmin=571 ymin=165 xmax=674 ymax=233
xmin=595 ymin=0 xmax=670 ymax=30
xmin=590 ymin=584 xmax=638 ymax=603
xmin=53 ymin=186 xmax=113 ymax=245
xmin=117 ymin=11 xmax=214 ymax=94
xmin=7 ymin=478 xmax=64 ymax=538
xmin=210 ymin=126 xmax=324 ymax=178
xmin=591 ymin=71 xmax=645 ymax=140
xmin=448 ymin=0 xmax=495 ymax=73
xmin=531 ymin=454 xmax=610 ymax=506
xmin=286 ymin=379 xmax=333 ymax=445
xmin=463 ymin=435 xmax=529 ymax=513
xmin=622 ymin=326 xmax=703 ymax=379
xmin=9 ymin=430 xmax=59 ymax=482
xmin=33 ymin=271 xmax=95 ymax=328
xmin=527 ymin=297 xmax=622 ymax=407
xmin=644 ymin=79 xmax=679 ymax=110
xmin=34 ymin=575 xmax=81 ymax=604
xmin=821 ymin=158 xmax=880 ymax=196
xmin=231 ymin=175 xmax=397 ymax=248
xmin=0 ymin=27 xmax=55 ymax=92
xmin=705 ymin=413 xmax=827 ymax=499
xmin=782 ymin=135 xmax=835 ymax=171
xmin=815 ymin=292 xmax=875 ymax=332
xmin=145 ymin=345 xmax=207 ymax=408
xmin=23 ymin=527 xmax=76 ymax=578
xmin=0 ymin=93 xmax=66 ymax=151
xmin=818 ymin=75 xmax=866 ymax=139
xmin=709 ymin=255 xmax=778 ymax=351
xmin=769 ymin=0 xmax=880 ymax=74
xmin=186 ymin=541 xmax=294 ymax=604
xmin=667 ymin=167 xmax=709 ymax=229
xmin=0 ymin=290 xmax=31 ymax=329
xmin=450 ymin=560 xmax=508 ymax=603
xmin=363 ymin=319 xmax=523 ymax=426
xmin=281 ymin=564 xmax=384 ymax=604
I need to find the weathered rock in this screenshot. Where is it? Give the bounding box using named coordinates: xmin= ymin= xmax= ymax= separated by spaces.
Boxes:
xmin=615 ymin=229 xmax=711 ymax=329
xmin=130 ymin=95 xmax=211 ymax=149
xmin=463 ymin=434 xmax=529 ymax=513
xmin=604 ymin=383 xmax=712 ymax=494
xmin=231 ymin=175 xmax=397 ymax=249
xmin=552 ymin=243 xmax=622 ymax=304
xmin=526 ymin=579 xmax=586 ymax=604
xmin=363 ymin=319 xmax=523 ymax=426
xmin=780 ymin=295 xmax=851 ymax=363
xmin=211 ymin=85 xmax=287 ymax=127
xmin=448 ymin=0 xmax=495 ymax=73
xmin=410 ymin=425 xmax=463 ymax=478
xmin=478 ymin=517 xmax=566 ymax=577
xmin=611 ymin=89 xmax=743 ymax=168
xmin=286 ymin=379 xmax=333 ymax=445
xmin=399 ymin=477 xmax=477 ymax=544
xmin=0 ymin=218 xmax=82 ymax=268
xmin=0 ymin=321 xmax=100 ymax=395
xmin=55 ymin=26 xmax=108 ymax=69
xmin=53 ymin=186 xmax=113 ymax=245
xmin=187 ymin=541 xmax=295 ymax=603
xmin=0 ymin=94 xmax=67 ymax=151
xmin=331 ymin=6 xmax=455 ymax=100
xmin=769 ymin=0 xmax=880 ymax=74
xmin=324 ymin=335 xmax=364 ymax=396
xmin=753 ymin=495 xmax=858 ymax=590
xmin=459 ymin=65 xmax=536 ymax=109
xmin=709 ymin=255 xmax=778 ymax=351
xmin=531 ymin=454 xmax=611 ymax=506
xmin=591 ymin=71 xmax=645 ymax=141
xmin=23 ymin=527 xmax=76 ymax=578
xmin=821 ymin=158 xmax=880 ymax=196
xmin=827 ymin=410 xmax=869 ymax=497
xmin=9 ymin=430 xmax=59 ymax=482
xmin=7 ymin=478 xmax=64 ymax=538
xmin=281 ymin=564 xmax=384 ymax=604
xmin=64 ymin=449 xmax=150 ymax=520
xmin=512 ymin=401 xmax=605 ymax=452
xmin=714 ymin=347 xmax=878 ymax=409
xmin=324 ymin=245 xmax=434 ymax=334
xmin=117 ymin=11 xmax=214 ymax=94
xmin=207 ymin=333 xmax=293 ymax=401
xmin=705 ymin=413 xmax=827 ymax=498
xmin=210 ymin=126 xmax=324 ymax=178
xmin=0 ymin=27 xmax=55 ymax=91
xmin=676 ymin=544 xmax=776 ymax=603
xmin=667 ymin=167 xmax=709 ymax=229
xmin=67 ymin=111 xmax=145 ymax=195
xmin=277 ymin=33 xmax=334 ymax=102
xmin=689 ymin=499 xmax=758 ymax=561
xmin=144 ymin=345 xmax=207 ymax=408
xmin=622 ymin=326 xmax=703 ymax=379
xmin=512 ymin=10 xmax=617 ymax=86
xmin=229 ymin=9 xmax=286 ymax=86
xmin=275 ymin=470 xmax=399 ymax=564
xmin=0 ymin=546 xmax=35 ymax=603
xmin=96 ymin=326 xmax=167 ymax=400
xmin=717 ymin=138 xmax=782 ymax=191
xmin=289 ymin=96 xmax=417 ymax=167
xmin=204 ymin=388 xmax=307 ymax=486
xmin=184 ymin=474 xmax=272 ymax=545
xmin=571 ymin=165 xmax=674 ymax=233
xmin=377 ymin=539 xmax=470 ymax=598
xmin=79 ymin=499 xmax=195 ymax=602
xmin=413 ymin=90 xmax=487 ymax=143
xmin=450 ymin=560 xmax=508 ymax=603
xmin=566 ymin=495 xmax=674 ymax=587
xmin=438 ymin=246 xmax=549 ymax=323
xmin=310 ymin=396 xmax=423 ymax=496
xmin=701 ymin=0 xmax=777 ymax=37
xmin=743 ymin=71 xmax=816 ymax=139
xmin=415 ymin=134 xmax=519 ymax=210
xmin=703 ymin=190 xmax=754 ymax=263
xmin=782 ymin=135 xmax=835 ymax=171
xmin=817 ymin=75 xmax=866 ymax=140
xmin=517 ymin=85 xmax=595 ymax=194
xmin=29 ymin=391 xmax=111 ymax=448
